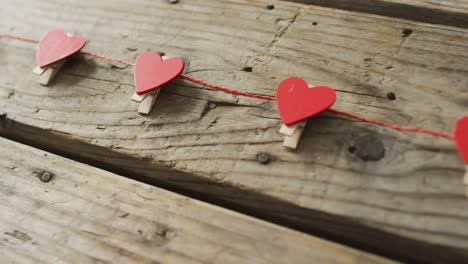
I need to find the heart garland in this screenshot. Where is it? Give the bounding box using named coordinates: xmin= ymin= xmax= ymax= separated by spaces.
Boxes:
xmin=7 ymin=29 xmax=468 ymax=172
xmin=37 ymin=29 xmax=86 ymax=68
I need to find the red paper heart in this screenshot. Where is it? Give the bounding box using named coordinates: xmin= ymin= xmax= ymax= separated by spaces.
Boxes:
xmin=134 ymin=51 xmax=185 ymax=95
xmin=37 ymin=29 xmax=86 ymax=68
xmin=455 ymin=116 xmax=468 ymax=164
xmin=276 ymin=77 xmax=336 ymax=125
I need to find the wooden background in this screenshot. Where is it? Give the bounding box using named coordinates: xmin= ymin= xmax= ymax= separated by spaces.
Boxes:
xmin=0 ymin=0 xmax=467 ymax=263
xmin=0 ymin=137 xmax=393 ymax=263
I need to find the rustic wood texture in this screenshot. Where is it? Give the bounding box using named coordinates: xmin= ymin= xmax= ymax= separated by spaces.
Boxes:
xmin=0 ymin=0 xmax=468 ymax=262
xmin=0 ymin=137 xmax=395 ymax=264
xmin=284 ymin=0 xmax=468 ymax=28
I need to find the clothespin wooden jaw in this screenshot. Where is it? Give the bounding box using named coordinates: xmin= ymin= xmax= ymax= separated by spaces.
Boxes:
xmin=32 ymin=33 xmax=73 ymax=86
xmin=33 ymin=60 xmax=66 ymax=85
xmin=279 ymin=121 xmax=307 ymax=149
xmin=464 ymin=166 xmax=468 ymax=197
xmin=131 ymin=90 xmax=160 ymax=114
xmin=131 ymin=55 xmax=189 ymax=115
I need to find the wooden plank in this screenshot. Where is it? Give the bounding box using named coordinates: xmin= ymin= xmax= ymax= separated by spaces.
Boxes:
xmin=284 ymin=0 xmax=468 ymax=28
xmin=0 ymin=0 xmax=467 ymax=262
xmin=0 ymin=137 xmax=394 ymax=264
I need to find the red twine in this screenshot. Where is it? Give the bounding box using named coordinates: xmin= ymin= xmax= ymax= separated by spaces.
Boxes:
xmin=328 ymin=109 xmax=454 ymax=140
xmin=0 ymin=33 xmax=454 ymax=140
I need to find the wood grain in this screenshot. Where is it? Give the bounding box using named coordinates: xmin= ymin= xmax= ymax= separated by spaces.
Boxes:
xmin=0 ymin=137 xmax=395 ymax=263
xmin=0 ymin=0 xmax=468 ymax=262
xmin=284 ymin=0 xmax=468 ymax=28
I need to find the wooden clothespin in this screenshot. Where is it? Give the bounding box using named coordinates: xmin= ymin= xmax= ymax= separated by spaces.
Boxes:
xmin=132 ymin=52 xmax=186 ymax=115
xmin=33 ymin=29 xmax=86 ymax=86
xmin=131 ymin=89 xmax=160 ymax=114
xmin=276 ymin=77 xmax=337 ymax=150
xmin=278 ymin=120 xmax=307 ymax=149
xmin=33 ymin=59 xmax=67 ymax=85
xmin=464 ymin=167 xmax=468 ymax=197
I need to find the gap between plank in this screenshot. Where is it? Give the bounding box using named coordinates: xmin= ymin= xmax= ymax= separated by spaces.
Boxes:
xmin=282 ymin=0 xmax=468 ymax=28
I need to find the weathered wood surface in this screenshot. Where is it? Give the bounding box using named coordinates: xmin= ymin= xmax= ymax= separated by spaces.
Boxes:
xmin=0 ymin=138 xmax=395 ymax=263
xmin=1 ymin=0 xmax=468 ymax=262
xmin=285 ymin=0 xmax=468 ymax=28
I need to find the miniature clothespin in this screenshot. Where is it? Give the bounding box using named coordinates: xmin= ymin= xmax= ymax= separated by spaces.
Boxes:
xmin=278 ymin=120 xmax=307 ymax=149
xmin=33 ymin=29 xmax=86 ymax=85
xmin=464 ymin=167 xmax=468 ymax=197
xmin=131 ymin=88 xmax=160 ymax=114
xmin=33 ymin=59 xmax=67 ymax=85
xmin=276 ymin=77 xmax=337 ymax=150
xmin=454 ymin=116 xmax=468 ymax=197
xmin=132 ymin=51 xmax=185 ymax=115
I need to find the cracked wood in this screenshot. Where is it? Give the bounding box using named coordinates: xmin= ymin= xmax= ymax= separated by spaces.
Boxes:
xmin=0 ymin=137 xmax=395 ymax=263
xmin=0 ymin=0 xmax=468 ymax=262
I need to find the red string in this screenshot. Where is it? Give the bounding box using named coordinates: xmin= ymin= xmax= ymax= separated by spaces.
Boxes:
xmin=0 ymin=34 xmax=39 ymax=44
xmin=0 ymin=33 xmax=455 ymax=140
xmin=79 ymin=51 xmax=135 ymax=66
xmin=179 ymin=75 xmax=276 ymax=101
xmin=328 ymin=109 xmax=455 ymax=140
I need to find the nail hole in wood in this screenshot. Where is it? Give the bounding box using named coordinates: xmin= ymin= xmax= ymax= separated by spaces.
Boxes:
xmin=402 ymin=28 xmax=413 ymax=38
xmin=242 ymin=66 xmax=253 ymax=72
xmin=266 ymin=5 xmax=275 ymax=10
xmin=312 ymin=22 xmax=318 ymax=26
xmin=39 ymin=171 xmax=54 ymax=183
xmin=386 ymin=92 xmax=396 ymax=101
xmin=256 ymin=153 xmax=272 ymax=165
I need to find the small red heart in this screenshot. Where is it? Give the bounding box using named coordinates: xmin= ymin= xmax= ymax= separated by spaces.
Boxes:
xmin=455 ymin=116 xmax=468 ymax=164
xmin=37 ymin=29 xmax=86 ymax=68
xmin=276 ymin=77 xmax=336 ymax=125
xmin=134 ymin=51 xmax=185 ymax=95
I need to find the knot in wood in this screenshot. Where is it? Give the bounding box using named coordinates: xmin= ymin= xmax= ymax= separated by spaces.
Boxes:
xmin=349 ymin=134 xmax=385 ymax=161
